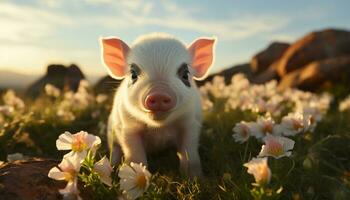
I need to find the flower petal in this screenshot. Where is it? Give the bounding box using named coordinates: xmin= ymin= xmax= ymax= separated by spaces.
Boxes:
xmin=120 ymin=178 xmax=136 ymax=191
xmin=94 ymin=157 xmax=113 ymax=186
xmin=59 ymin=181 xmax=79 ymax=195
xmin=56 ymin=132 xmax=74 ymax=150
xmin=126 ymin=187 xmax=144 ymax=200
xmin=48 ymin=167 xmax=66 ymax=180
xmin=119 ymin=165 xmax=136 ymax=179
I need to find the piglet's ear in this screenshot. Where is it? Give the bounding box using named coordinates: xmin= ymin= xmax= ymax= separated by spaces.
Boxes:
xmin=100 ymin=37 xmax=130 ymax=80
xmin=188 ymin=37 xmax=216 ymax=80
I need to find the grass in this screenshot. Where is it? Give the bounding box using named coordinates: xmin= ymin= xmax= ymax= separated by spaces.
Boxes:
xmin=0 ymin=82 xmax=350 ymax=200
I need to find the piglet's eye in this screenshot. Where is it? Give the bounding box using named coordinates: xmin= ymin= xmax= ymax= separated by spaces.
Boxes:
xmin=177 ymin=63 xmax=191 ymax=87
xmin=130 ymin=63 xmax=140 ymax=84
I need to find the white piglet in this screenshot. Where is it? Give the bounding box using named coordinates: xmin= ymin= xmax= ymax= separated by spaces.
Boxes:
xmin=100 ymin=33 xmax=216 ymax=177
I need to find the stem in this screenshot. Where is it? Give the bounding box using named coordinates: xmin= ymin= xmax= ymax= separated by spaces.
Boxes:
xmin=243 ymin=139 xmax=250 ymax=162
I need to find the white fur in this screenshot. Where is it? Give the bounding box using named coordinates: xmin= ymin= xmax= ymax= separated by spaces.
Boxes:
xmin=106 ymin=33 xmax=210 ymax=177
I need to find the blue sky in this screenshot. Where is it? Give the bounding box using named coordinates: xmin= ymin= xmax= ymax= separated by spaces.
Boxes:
xmin=0 ymin=0 xmax=349 ymax=77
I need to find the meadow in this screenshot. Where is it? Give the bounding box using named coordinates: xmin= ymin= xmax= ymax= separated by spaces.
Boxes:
xmin=1 ymin=74 xmax=350 ymax=200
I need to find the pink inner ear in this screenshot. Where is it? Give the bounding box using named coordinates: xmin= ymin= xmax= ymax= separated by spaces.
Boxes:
xmin=188 ymin=38 xmax=215 ymax=80
xmin=101 ymin=38 xmax=130 ymax=79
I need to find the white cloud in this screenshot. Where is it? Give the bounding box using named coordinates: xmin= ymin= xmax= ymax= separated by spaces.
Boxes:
xmin=0 ymin=0 xmax=290 ymax=76
xmin=0 ymin=2 xmax=72 ymax=43
xmin=94 ymin=0 xmax=289 ymax=41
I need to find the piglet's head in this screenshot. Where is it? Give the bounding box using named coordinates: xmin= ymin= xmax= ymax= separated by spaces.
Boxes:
xmin=100 ymin=33 xmax=216 ymax=126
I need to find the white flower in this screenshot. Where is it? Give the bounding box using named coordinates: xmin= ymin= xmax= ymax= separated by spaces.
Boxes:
xmin=57 ymin=84 xmax=94 ymax=117
xmin=280 ymin=113 xmax=309 ymax=136
xmin=94 ymin=156 xmax=113 ymax=186
xmin=250 ymin=117 xmax=280 ymax=139
xmin=57 ymin=109 xmax=76 ymax=121
xmin=48 ymin=156 xmax=82 ymax=199
xmin=96 ymin=94 xmax=108 ymax=104
xmin=56 ymin=131 xmax=101 ymax=161
xmin=0 ymin=105 xmax=14 ymax=124
xmin=0 ymin=105 xmax=14 ymax=116
xmin=303 ymin=107 xmax=322 ymax=122
xmin=230 ymin=73 xmax=250 ymax=91
xmin=258 ymin=135 xmax=295 ymax=159
xmin=2 ymin=90 xmax=24 ymax=110
xmin=45 ymin=84 xmax=61 ymax=97
xmin=79 ymin=79 xmax=90 ymax=90
xmin=118 ymin=162 xmax=152 ymax=200
xmin=339 ymin=95 xmax=350 ymax=112
xmin=302 ymin=107 xmax=322 ymax=132
xmin=244 ymin=157 xmax=271 ymax=186
xmin=232 ymin=121 xmax=253 ymax=143
xmin=202 ymin=98 xmax=213 ymax=111
xmin=339 ymin=97 xmax=350 ymax=112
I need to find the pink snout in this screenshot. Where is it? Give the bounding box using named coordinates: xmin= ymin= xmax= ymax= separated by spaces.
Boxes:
xmin=144 ymin=92 xmax=175 ymax=112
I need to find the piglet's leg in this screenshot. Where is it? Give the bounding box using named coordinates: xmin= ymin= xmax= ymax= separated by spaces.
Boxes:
xmin=110 ymin=143 xmax=122 ymax=165
xmin=177 ymin=122 xmax=202 ymax=178
xmin=107 ymin=125 xmax=122 ymax=165
xmin=119 ymin=129 xmax=148 ymax=166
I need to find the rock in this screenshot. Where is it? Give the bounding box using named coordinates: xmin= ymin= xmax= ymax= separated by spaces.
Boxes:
xmin=250 ymin=65 xmax=279 ymax=84
xmin=26 ymin=64 xmax=86 ymax=98
xmin=0 ymin=159 xmax=92 ymax=200
xmin=0 ymin=159 xmax=63 ymax=200
xmin=278 ymin=56 xmax=350 ymax=91
xmin=277 ymin=29 xmax=350 ymax=76
xmin=64 ymin=64 xmax=85 ymax=92
xmin=276 ymin=70 xmax=300 ymax=90
xmin=250 ymin=42 xmax=290 ymax=74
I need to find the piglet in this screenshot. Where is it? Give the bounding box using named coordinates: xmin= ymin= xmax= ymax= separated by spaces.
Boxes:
xmin=100 ymin=33 xmax=216 ymax=177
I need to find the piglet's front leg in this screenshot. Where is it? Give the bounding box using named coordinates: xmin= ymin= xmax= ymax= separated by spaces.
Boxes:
xmin=177 ymin=121 xmax=202 ymax=178
xmin=119 ymin=128 xmax=148 ymax=166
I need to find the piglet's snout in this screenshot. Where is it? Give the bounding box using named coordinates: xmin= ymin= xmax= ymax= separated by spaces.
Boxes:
xmin=144 ymin=92 xmax=175 ymax=112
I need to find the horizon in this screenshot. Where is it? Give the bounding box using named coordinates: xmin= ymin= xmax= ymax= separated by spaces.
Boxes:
xmin=1 ymin=0 xmax=350 ymax=77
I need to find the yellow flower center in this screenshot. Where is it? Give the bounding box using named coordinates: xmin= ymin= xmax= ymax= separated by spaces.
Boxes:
xmin=257 ymin=166 xmax=269 ymax=185
xmin=310 ymin=116 xmax=315 ymax=124
xmin=292 ymin=119 xmax=303 ymax=130
xmin=241 ymin=125 xmax=249 ymax=138
xmin=267 ymin=140 xmax=284 ymax=156
xmin=263 ymin=123 xmax=273 ymax=135
xmin=135 ymin=174 xmax=147 ymax=189
xmin=71 ymin=137 xmax=87 ymax=152
xmin=64 ymin=171 xmax=75 ymax=182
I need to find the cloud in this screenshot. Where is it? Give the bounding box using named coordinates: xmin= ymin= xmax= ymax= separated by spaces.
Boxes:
xmin=0 ymin=0 xmax=290 ymax=76
xmin=93 ymin=0 xmax=289 ymax=41
xmin=0 ymin=2 xmax=72 ymax=43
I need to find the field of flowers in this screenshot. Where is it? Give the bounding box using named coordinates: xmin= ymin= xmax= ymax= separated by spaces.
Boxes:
xmin=1 ymin=74 xmax=350 ymax=200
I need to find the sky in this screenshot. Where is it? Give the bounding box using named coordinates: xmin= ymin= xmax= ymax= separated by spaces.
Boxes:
xmin=0 ymin=0 xmax=349 ymax=77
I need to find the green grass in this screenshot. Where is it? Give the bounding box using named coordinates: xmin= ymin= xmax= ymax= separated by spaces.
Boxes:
xmin=1 ymin=90 xmax=350 ymax=200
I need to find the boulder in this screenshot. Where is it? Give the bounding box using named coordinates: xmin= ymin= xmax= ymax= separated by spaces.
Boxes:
xmin=250 ymin=42 xmax=290 ymax=74
xmin=0 ymin=159 xmax=92 ymax=200
xmin=277 ymin=29 xmax=350 ymax=76
xmin=64 ymin=64 xmax=85 ymax=92
xmin=0 ymin=159 xmax=64 ymax=200
xmin=278 ymin=56 xmax=350 ymax=91
xmin=250 ymin=64 xmax=279 ymax=84
xmin=26 ymin=64 xmax=86 ymax=98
